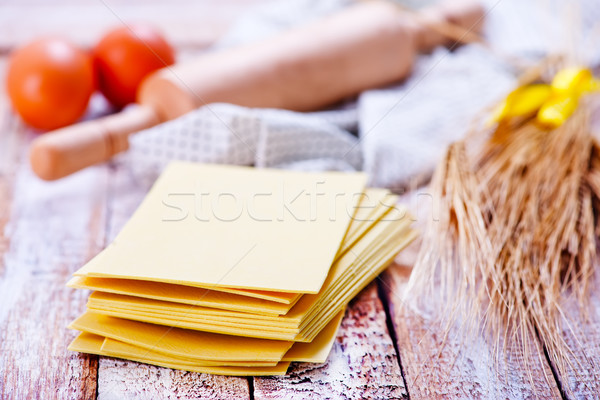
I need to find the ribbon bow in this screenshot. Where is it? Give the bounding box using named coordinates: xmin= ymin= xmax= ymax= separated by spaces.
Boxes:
xmin=492 ymin=67 xmax=600 ymax=128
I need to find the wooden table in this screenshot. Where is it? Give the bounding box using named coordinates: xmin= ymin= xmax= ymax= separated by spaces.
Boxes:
xmin=1 ymin=1 xmax=599 ymax=399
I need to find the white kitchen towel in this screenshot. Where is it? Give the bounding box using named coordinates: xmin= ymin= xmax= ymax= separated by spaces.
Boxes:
xmin=126 ymin=104 xmax=363 ymax=188
xmin=124 ymin=0 xmax=600 ymax=191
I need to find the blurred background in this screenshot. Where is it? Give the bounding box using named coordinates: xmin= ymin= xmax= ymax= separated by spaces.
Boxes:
xmin=1 ymin=0 xmax=600 ymax=185
xmin=0 ymin=0 xmax=267 ymax=52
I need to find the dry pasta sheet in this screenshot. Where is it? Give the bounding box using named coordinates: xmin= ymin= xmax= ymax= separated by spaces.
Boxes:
xmin=68 ymin=162 xmax=416 ymax=376
xmin=74 ymin=162 xmax=368 ymax=294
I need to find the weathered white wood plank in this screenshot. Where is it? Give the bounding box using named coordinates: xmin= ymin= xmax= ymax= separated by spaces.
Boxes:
xmin=382 ymin=264 xmax=563 ymax=399
xmin=0 ymin=45 xmax=104 ymax=398
xmin=97 ymin=358 xmax=251 ymax=400
xmin=253 ymin=283 xmax=408 ymax=400
xmin=0 ymin=58 xmax=24 ymax=178
xmin=96 ymin=161 xmax=251 ymax=400
xmin=0 ymin=158 xmax=109 ymax=399
xmin=0 ymin=57 xmax=19 ymax=278
xmin=550 ymin=271 xmax=600 ymax=399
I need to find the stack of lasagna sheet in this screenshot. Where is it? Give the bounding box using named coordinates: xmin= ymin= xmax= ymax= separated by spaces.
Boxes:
xmin=68 ymin=162 xmax=416 ymax=375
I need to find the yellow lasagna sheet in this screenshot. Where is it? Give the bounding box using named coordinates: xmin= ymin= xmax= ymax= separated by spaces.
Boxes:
xmin=68 ymin=276 xmax=297 ymax=316
xmin=74 ymin=162 xmax=367 ymax=294
xmin=282 ymin=309 xmax=345 ymax=363
xmin=69 ymin=307 xmax=345 ymax=375
xmin=69 ymin=332 xmax=291 ymax=376
xmin=83 ymin=217 xmax=415 ymax=341
xmin=68 ymin=311 xmax=292 ymax=362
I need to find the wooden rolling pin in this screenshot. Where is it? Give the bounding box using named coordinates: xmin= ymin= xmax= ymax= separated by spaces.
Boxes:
xmin=30 ymin=0 xmax=484 ymax=180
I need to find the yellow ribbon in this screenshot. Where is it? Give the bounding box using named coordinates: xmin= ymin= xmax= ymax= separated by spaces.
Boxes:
xmin=492 ymin=67 xmax=600 ymax=128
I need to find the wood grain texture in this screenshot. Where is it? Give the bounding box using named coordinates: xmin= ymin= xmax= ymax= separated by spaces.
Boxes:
xmin=97 ymin=358 xmax=251 ymax=400
xmin=0 ymin=57 xmax=19 ymax=278
xmin=0 ymin=51 xmax=102 ymax=400
xmin=95 ymin=161 xmax=251 ymax=400
xmin=550 ymin=271 xmax=600 ymax=399
xmin=253 ymin=283 xmax=408 ymax=400
xmin=0 ymin=163 xmax=109 ymax=400
xmin=0 ymin=176 xmax=12 ymax=277
xmin=382 ymin=264 xmax=563 ymax=400
xmin=0 ymin=58 xmax=24 ymax=178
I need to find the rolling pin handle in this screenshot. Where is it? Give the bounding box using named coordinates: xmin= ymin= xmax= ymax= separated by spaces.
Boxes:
xmin=29 ymin=106 xmax=159 ymax=181
xmin=414 ymin=0 xmax=485 ymax=52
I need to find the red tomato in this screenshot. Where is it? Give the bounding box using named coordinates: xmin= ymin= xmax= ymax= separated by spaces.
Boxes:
xmin=6 ymin=38 xmax=95 ymax=130
xmin=93 ymin=25 xmax=175 ymax=108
